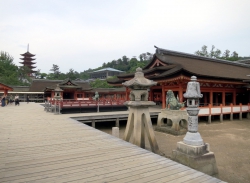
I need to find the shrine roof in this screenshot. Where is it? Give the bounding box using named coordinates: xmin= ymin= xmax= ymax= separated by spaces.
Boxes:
xmin=110 ymin=47 xmax=250 ymax=84
xmin=237 ymin=59 xmax=250 ymax=64
xmin=90 ymin=68 xmax=124 ymax=73
xmin=29 ymin=79 xmax=91 ymax=92
xmin=87 ymin=87 xmax=126 ymax=93
xmin=150 ymin=52 xmax=250 ymax=80
xmin=9 ymin=86 xmax=30 ymax=92
xmin=0 ymin=83 xmax=13 ymax=91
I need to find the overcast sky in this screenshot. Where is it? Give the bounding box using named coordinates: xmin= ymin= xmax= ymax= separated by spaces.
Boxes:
xmin=1 ymin=0 xmax=250 ymax=73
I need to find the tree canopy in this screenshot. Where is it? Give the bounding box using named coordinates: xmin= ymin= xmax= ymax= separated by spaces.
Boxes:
xmin=2 ymin=47 xmax=249 ymax=87
xmin=194 ymin=45 xmax=249 ymax=61
xmin=0 ymin=51 xmax=31 ymax=85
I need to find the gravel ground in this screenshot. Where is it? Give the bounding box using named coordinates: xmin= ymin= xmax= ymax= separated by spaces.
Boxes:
xmin=96 ymin=118 xmax=250 ymax=183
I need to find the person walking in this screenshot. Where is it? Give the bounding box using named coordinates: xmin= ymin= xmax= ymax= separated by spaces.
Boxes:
xmin=27 ymin=95 xmax=30 ymax=104
xmin=15 ymin=94 xmax=19 ymax=106
xmin=1 ymin=95 xmax=6 ymax=107
xmin=9 ymin=95 xmax=13 ymax=105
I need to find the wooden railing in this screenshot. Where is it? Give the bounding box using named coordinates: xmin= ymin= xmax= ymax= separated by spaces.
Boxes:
xmin=198 ymin=103 xmax=250 ymax=116
xmin=48 ymin=99 xmax=126 ymax=108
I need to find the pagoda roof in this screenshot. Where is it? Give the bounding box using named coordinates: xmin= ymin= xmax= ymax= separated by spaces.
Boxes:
xmin=20 ymin=51 xmax=36 ymax=57
xmin=19 ymin=62 xmax=36 ymax=65
xmin=20 ymin=58 xmax=36 ymax=61
xmin=108 ymin=46 xmax=250 ymax=85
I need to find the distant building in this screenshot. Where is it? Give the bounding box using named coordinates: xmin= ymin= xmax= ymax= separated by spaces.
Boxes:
xmin=0 ymin=78 xmax=126 ymax=102
xmin=19 ymin=46 xmax=37 ymax=76
xmin=89 ymin=68 xmax=124 ymax=79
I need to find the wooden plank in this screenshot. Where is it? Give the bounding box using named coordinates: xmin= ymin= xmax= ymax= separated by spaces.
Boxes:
xmin=184 ymin=174 xmax=216 ymax=183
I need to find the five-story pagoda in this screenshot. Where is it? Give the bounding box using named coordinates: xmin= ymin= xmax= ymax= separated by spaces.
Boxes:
xmin=19 ymin=45 xmax=37 ymax=76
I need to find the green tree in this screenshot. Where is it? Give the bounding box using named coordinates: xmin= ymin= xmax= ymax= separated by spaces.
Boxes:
xmin=195 ymin=45 xmax=240 ymax=61
xmin=66 ymin=68 xmax=79 ymax=80
xmin=195 ymin=45 xmax=209 ymax=57
xmin=48 ymin=64 xmax=61 ymax=79
xmin=0 ymin=51 xmax=29 ymax=85
xmin=90 ymin=79 xmax=115 ymax=88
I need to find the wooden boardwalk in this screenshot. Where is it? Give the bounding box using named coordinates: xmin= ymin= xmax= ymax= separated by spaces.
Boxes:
xmin=0 ymin=103 xmax=225 ymax=183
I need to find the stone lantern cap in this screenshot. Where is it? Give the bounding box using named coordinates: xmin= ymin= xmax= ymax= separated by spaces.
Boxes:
xmin=183 ymin=76 xmax=203 ymax=99
xmin=54 ymin=84 xmax=63 ymax=92
xmin=122 ymin=67 xmax=157 ymax=90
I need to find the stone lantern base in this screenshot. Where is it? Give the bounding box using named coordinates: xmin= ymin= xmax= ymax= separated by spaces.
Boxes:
xmin=155 ymin=109 xmax=188 ymax=136
xmin=172 ymin=141 xmax=218 ymax=176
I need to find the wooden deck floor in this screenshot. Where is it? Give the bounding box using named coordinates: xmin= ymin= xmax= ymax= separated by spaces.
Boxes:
xmin=0 ymin=103 xmax=225 ymax=183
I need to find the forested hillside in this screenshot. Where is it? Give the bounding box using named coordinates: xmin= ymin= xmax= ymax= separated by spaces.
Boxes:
xmin=44 ymin=52 xmax=153 ymax=80
xmin=1 ymin=46 xmax=249 ymax=87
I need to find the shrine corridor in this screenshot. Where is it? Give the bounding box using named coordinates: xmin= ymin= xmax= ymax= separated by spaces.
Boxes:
xmin=0 ymin=103 xmax=224 ymax=182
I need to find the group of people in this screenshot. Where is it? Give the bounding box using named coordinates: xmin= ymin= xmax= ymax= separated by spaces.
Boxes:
xmin=0 ymin=94 xmax=29 ymax=107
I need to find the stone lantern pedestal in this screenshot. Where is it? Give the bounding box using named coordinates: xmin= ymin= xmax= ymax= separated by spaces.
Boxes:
xmin=123 ymin=68 xmax=159 ymax=153
xmin=172 ymin=76 xmax=218 ymax=176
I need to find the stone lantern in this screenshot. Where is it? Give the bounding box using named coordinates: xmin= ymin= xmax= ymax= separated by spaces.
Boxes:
xmin=54 ymin=84 xmax=63 ymax=114
xmin=183 ymin=76 xmax=204 ymax=145
xmin=172 ymin=76 xmax=218 ymax=175
xmin=54 ymin=84 xmax=63 ymax=100
xmin=123 ymin=67 xmax=159 ymax=153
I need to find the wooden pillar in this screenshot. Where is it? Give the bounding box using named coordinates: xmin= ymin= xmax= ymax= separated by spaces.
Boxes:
xmin=162 ymin=85 xmax=166 ymax=109
xmin=150 ymin=89 xmax=153 ymax=101
xmin=178 ymin=83 xmax=183 ymax=102
xmin=4 ymin=89 xmax=7 ymax=95
xmin=209 ymin=91 xmax=213 ymax=106
xmin=233 ymin=91 xmax=236 ymax=105
xmin=222 ymin=91 xmax=225 ymax=106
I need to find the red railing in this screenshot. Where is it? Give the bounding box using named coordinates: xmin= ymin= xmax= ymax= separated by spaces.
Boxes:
xmin=49 ymin=99 xmax=126 ymax=108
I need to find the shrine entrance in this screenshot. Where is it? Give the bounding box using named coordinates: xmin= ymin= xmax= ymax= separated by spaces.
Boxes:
xmin=63 ymin=92 xmax=74 ymax=99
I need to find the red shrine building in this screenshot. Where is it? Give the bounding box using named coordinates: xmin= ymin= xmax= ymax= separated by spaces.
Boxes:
xmin=108 ymin=46 xmax=250 ymax=109
xmin=19 ymin=47 xmax=37 ymax=76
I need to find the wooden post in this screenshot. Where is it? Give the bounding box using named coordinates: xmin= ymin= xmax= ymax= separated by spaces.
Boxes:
xmin=239 ymin=103 xmax=242 ymax=120
xmin=92 ymin=120 xmax=95 ymax=128
xmin=178 ymin=83 xmax=183 ymax=103
xmin=162 ymin=85 xmax=166 ymax=109
xmin=209 ymin=91 xmax=213 ymax=107
xmin=220 ymin=104 xmax=223 ymax=122
xmin=150 ymin=89 xmax=153 ymax=101
xmin=208 ymin=104 xmax=212 ymax=124
xmin=230 ymin=103 xmax=233 ymax=121
xmin=116 ymin=118 xmax=119 ymax=127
